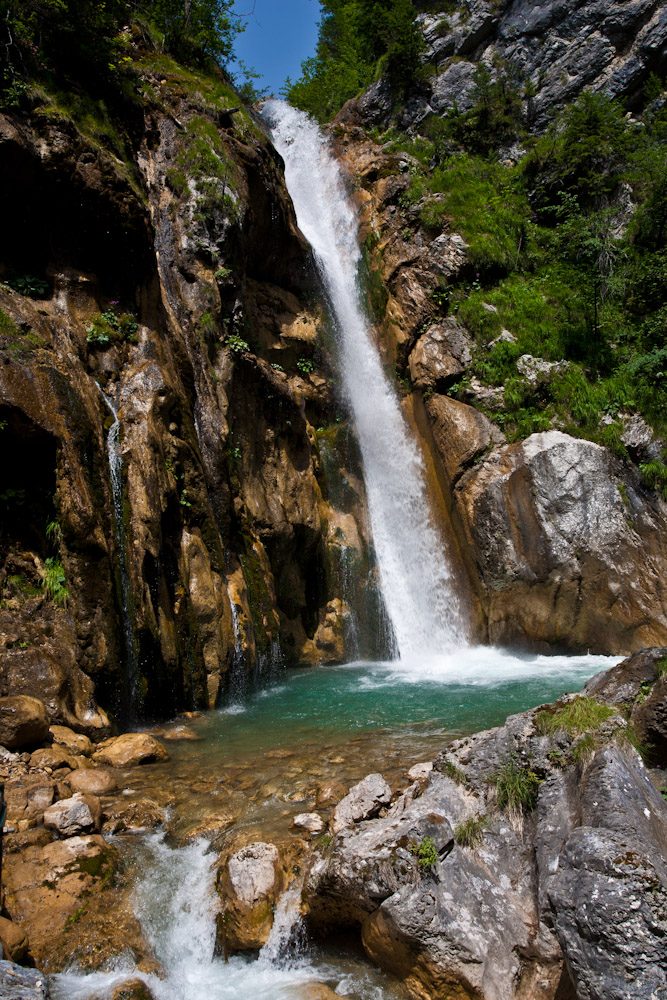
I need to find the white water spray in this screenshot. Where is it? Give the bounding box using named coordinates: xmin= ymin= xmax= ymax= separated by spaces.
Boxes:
xmin=263 ymin=101 xmax=465 ymax=659
xmin=97 ymin=384 xmax=138 ymax=714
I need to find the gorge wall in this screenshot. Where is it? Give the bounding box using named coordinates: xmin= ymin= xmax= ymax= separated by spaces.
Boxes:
xmin=1 ymin=0 xmax=667 ymax=734
xmin=0 ymin=43 xmax=385 ymax=733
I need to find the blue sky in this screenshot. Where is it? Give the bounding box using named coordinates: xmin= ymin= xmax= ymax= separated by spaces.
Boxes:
xmin=230 ymin=0 xmax=322 ymax=97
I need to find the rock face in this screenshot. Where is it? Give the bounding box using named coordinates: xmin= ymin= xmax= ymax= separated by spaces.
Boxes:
xmin=354 ymin=0 xmax=667 ymax=130
xmin=0 ymin=697 xmax=49 ymax=749
xmin=305 ymin=651 xmax=667 ymax=1000
xmin=0 ymin=43 xmax=381 ymax=732
xmin=43 ymin=794 xmax=101 ymax=837
xmin=453 ymin=431 xmax=667 ymax=651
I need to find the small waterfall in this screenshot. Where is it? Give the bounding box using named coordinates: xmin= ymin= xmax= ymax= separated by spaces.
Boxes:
xmin=263 ymin=102 xmax=466 ymax=660
xmin=98 ymin=385 xmax=139 ymax=717
xmin=258 ymin=879 xmax=306 ymax=966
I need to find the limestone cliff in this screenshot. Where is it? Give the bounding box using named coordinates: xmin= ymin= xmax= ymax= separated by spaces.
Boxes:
xmin=0 ymin=44 xmax=382 ymax=731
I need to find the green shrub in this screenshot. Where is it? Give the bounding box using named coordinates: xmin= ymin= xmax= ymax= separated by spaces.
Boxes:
xmin=408 ymin=835 xmax=438 ymax=870
xmin=296 ymin=357 xmax=315 ymax=374
xmin=3 ymin=274 xmax=49 ymax=298
xmin=493 ymin=753 xmax=541 ymax=814
xmin=87 ymin=309 xmax=138 ymax=347
xmin=225 ymin=333 xmax=249 ymax=354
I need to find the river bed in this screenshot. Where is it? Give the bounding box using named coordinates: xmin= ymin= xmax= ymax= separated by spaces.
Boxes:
xmin=50 ymin=648 xmax=618 ymax=1000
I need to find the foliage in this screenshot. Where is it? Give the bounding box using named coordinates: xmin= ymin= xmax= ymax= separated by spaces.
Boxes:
xmin=656 ymin=657 xmax=667 ymax=678
xmin=639 ymin=460 xmax=667 ymax=499
xmin=454 ymin=815 xmax=487 ymax=848
xmin=225 ymin=333 xmax=249 ymax=354
xmin=408 ymin=835 xmax=438 ymax=870
xmin=536 ymin=697 xmax=615 ymax=737
xmin=436 ymin=758 xmax=468 ymax=784
xmin=0 ymin=309 xmax=20 ymax=337
xmin=493 ymin=753 xmax=541 ymax=814
xmin=43 ymin=556 xmax=68 ymax=606
xmin=3 ymin=274 xmax=49 ymax=298
xmin=287 ymin=0 xmax=424 ymax=122
xmin=296 ymin=357 xmax=316 ymax=374
xmin=86 ymin=308 xmax=139 ymax=347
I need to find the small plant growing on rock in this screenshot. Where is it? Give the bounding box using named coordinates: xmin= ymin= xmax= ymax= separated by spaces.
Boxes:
xmin=43 ymin=557 xmax=68 ymax=607
xmin=437 ymin=758 xmax=468 ymax=785
xmin=493 ymin=753 xmax=541 ymax=816
xmin=3 ymin=274 xmax=49 ymax=298
xmin=656 ymin=657 xmax=667 ymax=678
xmin=408 ymin=836 xmax=438 ymax=871
xmin=225 ymin=333 xmax=249 ymax=354
xmin=296 ymin=356 xmax=315 ymax=374
xmin=87 ymin=308 xmax=138 ymax=347
xmin=535 ymin=697 xmax=614 ymax=737
xmin=454 ymin=815 xmax=487 ymax=849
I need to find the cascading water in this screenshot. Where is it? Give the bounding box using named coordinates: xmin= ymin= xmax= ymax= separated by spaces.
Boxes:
xmin=263 ymin=101 xmax=465 ymax=661
xmin=98 ymin=385 xmax=139 ymax=718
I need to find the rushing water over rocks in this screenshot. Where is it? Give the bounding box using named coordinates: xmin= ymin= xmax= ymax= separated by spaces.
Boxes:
xmin=264 ymin=100 xmax=465 ymax=660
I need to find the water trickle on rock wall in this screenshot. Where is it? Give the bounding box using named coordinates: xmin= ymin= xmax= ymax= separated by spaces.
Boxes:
xmin=263 ymin=102 xmax=466 ymax=659
xmin=98 ymin=385 xmax=139 ymax=719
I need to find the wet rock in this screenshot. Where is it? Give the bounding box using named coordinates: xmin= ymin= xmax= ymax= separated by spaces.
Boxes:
xmin=0 ymin=696 xmax=49 ymax=749
xmin=68 ymin=769 xmax=117 ymax=796
xmin=102 ymin=797 xmax=165 ymax=834
xmin=219 ymin=842 xmax=282 ymax=951
xmin=408 ymin=318 xmax=472 ymax=391
xmin=291 ymin=813 xmax=326 ymax=835
xmin=5 ymin=775 xmax=55 ymax=827
xmin=0 ymin=960 xmax=50 ymax=999
xmin=49 ymin=725 xmax=93 ymax=757
xmin=1 ymin=834 xmax=147 ymax=972
xmin=315 ymin=781 xmax=348 ymax=810
xmin=93 ymin=734 xmax=168 ymax=768
xmin=111 ymin=978 xmax=155 ymax=1000
xmin=296 ymin=985 xmax=340 ymax=1000
xmin=30 ymin=746 xmax=87 ymax=771
xmin=43 ymin=794 xmax=101 ymax=836
xmin=0 ymin=915 xmax=29 ymax=963
xmin=331 ymin=773 xmax=392 ymax=834
xmin=152 ymin=724 xmax=200 ymax=742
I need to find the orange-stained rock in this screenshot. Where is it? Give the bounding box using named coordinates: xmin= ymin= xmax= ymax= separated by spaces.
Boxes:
xmin=93 ymin=734 xmax=168 ymax=768
xmin=0 ymin=697 xmax=49 ymax=750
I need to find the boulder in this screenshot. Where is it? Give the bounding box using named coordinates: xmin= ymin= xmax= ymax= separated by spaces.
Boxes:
xmin=219 ymin=842 xmax=282 ymax=951
xmin=93 ymin=734 xmax=168 ymax=768
xmin=5 ymin=776 xmax=55 ymax=826
xmin=0 ymin=696 xmax=49 ymax=749
xmin=30 ymin=746 xmax=87 ymax=771
xmin=516 ymin=354 xmax=569 ymax=384
xmin=49 ymin=725 xmax=93 ymax=757
xmin=112 ymin=978 xmax=155 ymax=1000
xmin=315 ymin=781 xmax=347 ymax=810
xmin=453 ymin=431 xmax=667 ymax=652
xmin=408 ymin=319 xmax=472 ymax=391
xmin=407 ymin=762 xmax=433 ymax=781
xmin=331 ymin=773 xmax=392 ymax=834
xmin=291 ymin=813 xmax=326 ymax=835
xmin=43 ymin=794 xmax=101 ymax=837
xmin=0 ymin=916 xmax=29 ymax=963
xmin=68 ymin=768 xmax=117 ymax=796
xmin=102 ymin=797 xmax=164 ymax=835
xmin=0 ymin=960 xmax=50 ymax=999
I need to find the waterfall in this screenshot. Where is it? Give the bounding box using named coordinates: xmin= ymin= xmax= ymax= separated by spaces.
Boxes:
xmin=98 ymin=385 xmax=139 ymax=717
xmin=263 ymin=101 xmax=466 ymax=660
xmin=258 ymin=879 xmax=305 ymax=966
